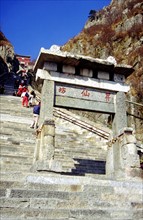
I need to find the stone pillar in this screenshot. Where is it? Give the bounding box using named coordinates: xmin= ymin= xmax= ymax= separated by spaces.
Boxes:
xmin=39 ymin=79 xmax=54 ymax=126
xmin=106 ymin=92 xmax=127 ymax=178
xmin=106 ymin=92 xmax=142 ymax=179
xmin=32 ymin=79 xmax=62 ymax=172
xmin=41 ymin=120 xmax=55 ymax=161
xmin=106 ymin=134 xmax=115 ymax=179
xmin=33 ymin=131 xmax=41 ymax=164
xmin=112 ymin=92 xmax=127 ymax=136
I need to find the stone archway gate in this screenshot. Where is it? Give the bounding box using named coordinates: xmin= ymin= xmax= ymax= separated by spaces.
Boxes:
xmin=32 ymin=48 xmax=141 ymax=179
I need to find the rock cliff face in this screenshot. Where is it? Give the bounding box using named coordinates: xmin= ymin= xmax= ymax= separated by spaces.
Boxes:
xmin=0 ymin=31 xmax=15 ymax=73
xmin=61 ymin=0 xmax=143 ymax=143
xmin=0 ymin=31 xmax=20 ymax=92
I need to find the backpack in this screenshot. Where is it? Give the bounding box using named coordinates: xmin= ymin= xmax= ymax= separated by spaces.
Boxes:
xmin=25 ymin=92 xmax=29 ymax=97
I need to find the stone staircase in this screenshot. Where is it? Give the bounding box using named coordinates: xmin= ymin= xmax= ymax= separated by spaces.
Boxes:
xmin=54 ymin=109 xmax=110 ymax=175
xmin=0 ymin=94 xmax=35 ymax=172
xmin=0 ymin=90 xmax=109 ymax=175
xmin=0 ymin=79 xmax=143 ymax=219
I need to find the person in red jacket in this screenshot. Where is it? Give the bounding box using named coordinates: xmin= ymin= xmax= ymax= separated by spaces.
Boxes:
xmin=21 ymin=87 xmax=29 ymax=107
xmin=16 ymin=84 xmax=24 ymax=96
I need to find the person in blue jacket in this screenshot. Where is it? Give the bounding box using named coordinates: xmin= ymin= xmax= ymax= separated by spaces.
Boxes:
xmin=30 ymin=101 xmax=41 ymax=129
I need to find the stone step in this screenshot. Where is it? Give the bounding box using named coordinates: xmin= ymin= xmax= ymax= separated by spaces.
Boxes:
xmin=54 ymin=152 xmax=106 ymax=159
xmin=0 ymin=152 xmax=33 ymax=160
xmin=0 ymin=151 xmax=34 ymax=160
xmin=1 ymin=120 xmax=33 ymax=127
xmin=0 ymin=154 xmax=34 ymax=171
xmin=0 ymin=193 xmax=142 ymax=219
xmin=0 ymin=171 xmax=107 ymax=184
xmin=1 ymin=184 xmax=142 ymax=205
xmin=0 ymin=134 xmax=36 ymax=143
xmin=0 ymin=142 xmax=35 ymax=153
xmin=0 ymin=137 xmax=35 ymax=146
xmin=0 ymin=180 xmax=83 ymax=192
xmin=54 ymin=151 xmax=106 ymax=158
xmin=0 ymin=109 xmax=33 ymax=117
xmin=2 ymin=197 xmax=128 ymax=210
xmin=1 ymin=166 xmax=32 ymax=172
xmin=1 ymin=162 xmax=33 ymax=172
xmin=0 ymin=144 xmax=34 ymax=153
xmin=0 ymin=135 xmax=34 ymax=142
xmin=0 ymin=172 xmax=31 ymax=182
xmin=0 ymin=115 xmax=33 ymax=126
xmin=0 ymin=207 xmax=69 ymax=219
xmin=0 ymin=171 xmax=142 ymax=189
xmin=0 ymin=111 xmax=33 ymax=118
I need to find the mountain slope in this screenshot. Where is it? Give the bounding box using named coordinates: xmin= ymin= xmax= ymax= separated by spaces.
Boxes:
xmin=61 ymin=0 xmax=143 ymax=142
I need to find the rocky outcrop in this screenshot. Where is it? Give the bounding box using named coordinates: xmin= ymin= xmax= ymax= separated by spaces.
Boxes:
xmin=0 ymin=31 xmax=15 ymax=72
xmin=0 ymin=31 xmax=20 ymax=95
xmin=0 ymin=32 xmax=19 ymax=82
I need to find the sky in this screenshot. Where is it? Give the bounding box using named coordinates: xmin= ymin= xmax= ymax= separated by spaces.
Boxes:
xmin=0 ymin=0 xmax=111 ymax=61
